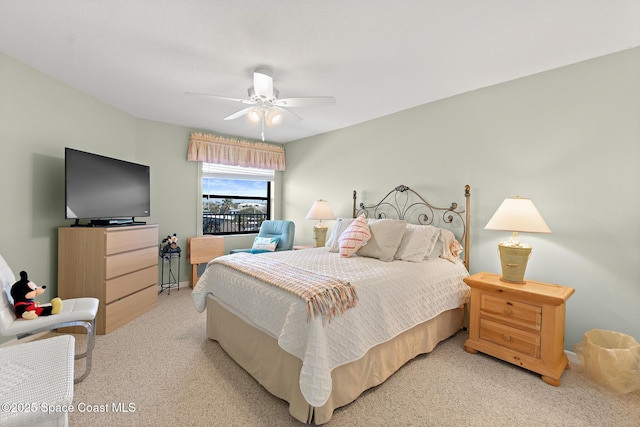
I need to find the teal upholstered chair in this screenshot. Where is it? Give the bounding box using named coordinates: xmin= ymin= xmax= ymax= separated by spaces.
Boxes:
xmin=230 ymin=220 xmax=295 ymax=254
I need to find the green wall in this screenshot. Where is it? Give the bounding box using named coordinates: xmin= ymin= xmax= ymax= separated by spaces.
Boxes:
xmin=284 ymin=48 xmax=640 ymax=349
xmin=1 ymin=47 xmax=638 ymax=349
xmin=0 ymin=52 xmax=137 ymax=294
xmin=0 ymin=51 xmax=268 ymax=306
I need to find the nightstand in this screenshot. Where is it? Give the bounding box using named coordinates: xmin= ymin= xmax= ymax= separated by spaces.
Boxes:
xmin=463 ymin=272 xmax=575 ymax=386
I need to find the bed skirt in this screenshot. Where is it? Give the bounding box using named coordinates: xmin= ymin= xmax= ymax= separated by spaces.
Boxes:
xmin=206 ymin=295 xmax=465 ymax=424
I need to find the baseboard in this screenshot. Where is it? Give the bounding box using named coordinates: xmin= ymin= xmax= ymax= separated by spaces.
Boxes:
xmin=158 ymin=280 xmax=190 ymax=293
xmin=566 ymin=349 xmax=582 ymax=367
xmin=0 ymin=337 xmax=17 ymax=347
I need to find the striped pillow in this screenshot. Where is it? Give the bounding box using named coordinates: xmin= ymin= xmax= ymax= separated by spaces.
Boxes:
xmin=339 ymin=214 xmax=371 ymax=257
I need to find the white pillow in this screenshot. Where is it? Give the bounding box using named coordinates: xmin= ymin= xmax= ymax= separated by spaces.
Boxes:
xmin=358 ymin=219 xmax=407 ymax=262
xmin=326 ymin=217 xmax=354 ymax=252
xmin=250 ymin=236 xmax=280 ymax=254
xmin=339 ymin=214 xmax=371 ymax=258
xmin=394 ymin=224 xmax=440 ymax=262
xmin=429 ymin=237 xmax=442 ymax=258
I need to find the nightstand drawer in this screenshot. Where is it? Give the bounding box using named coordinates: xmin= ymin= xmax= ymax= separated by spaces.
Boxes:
xmin=480 ymin=294 xmax=542 ymax=330
xmin=480 ymin=318 xmax=541 ymax=358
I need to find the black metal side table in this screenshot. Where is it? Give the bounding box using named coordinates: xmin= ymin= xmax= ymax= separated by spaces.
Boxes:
xmin=159 ymin=249 xmax=181 ymax=295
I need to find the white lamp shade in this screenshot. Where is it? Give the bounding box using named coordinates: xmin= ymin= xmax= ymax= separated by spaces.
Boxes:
xmin=484 ymin=197 xmax=551 ymax=233
xmin=305 ymin=200 xmax=336 ymax=221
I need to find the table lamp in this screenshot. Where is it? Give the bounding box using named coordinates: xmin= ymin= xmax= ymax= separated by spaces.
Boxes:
xmin=484 ymin=196 xmax=551 ymax=284
xmin=305 ymin=199 xmax=335 ymax=247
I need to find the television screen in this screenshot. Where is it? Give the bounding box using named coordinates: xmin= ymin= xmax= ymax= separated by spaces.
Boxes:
xmin=65 ymin=148 xmax=150 ymax=222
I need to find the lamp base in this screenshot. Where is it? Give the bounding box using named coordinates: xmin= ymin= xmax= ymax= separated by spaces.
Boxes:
xmin=313 ymin=226 xmax=328 ymax=247
xmin=497 ymin=244 xmax=532 ymax=284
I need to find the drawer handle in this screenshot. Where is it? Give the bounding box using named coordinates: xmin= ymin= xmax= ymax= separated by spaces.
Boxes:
xmin=503 ymin=334 xmax=512 ymax=342
xmin=504 ymin=308 xmax=513 ymax=315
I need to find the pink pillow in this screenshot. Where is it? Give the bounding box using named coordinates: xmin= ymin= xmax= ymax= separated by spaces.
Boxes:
xmin=339 ymin=214 xmax=371 ymax=257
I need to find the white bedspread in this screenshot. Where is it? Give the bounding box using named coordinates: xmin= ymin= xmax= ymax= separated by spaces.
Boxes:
xmin=192 ymin=248 xmax=470 ymax=407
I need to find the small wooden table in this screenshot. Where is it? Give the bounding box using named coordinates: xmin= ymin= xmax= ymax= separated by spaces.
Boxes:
xmin=463 ymin=272 xmax=575 ymax=386
xmin=187 ymin=236 xmax=224 ymax=288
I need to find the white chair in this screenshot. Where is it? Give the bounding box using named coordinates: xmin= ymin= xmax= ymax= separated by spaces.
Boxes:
xmin=0 ymin=335 xmax=75 ymax=427
xmin=0 ymin=254 xmax=98 ymax=383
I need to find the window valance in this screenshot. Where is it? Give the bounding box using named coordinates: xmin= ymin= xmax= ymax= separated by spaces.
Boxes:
xmin=187 ymin=132 xmax=286 ymax=171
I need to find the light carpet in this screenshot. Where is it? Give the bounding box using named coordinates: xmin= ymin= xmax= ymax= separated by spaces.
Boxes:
xmin=46 ymin=286 xmax=640 ymax=426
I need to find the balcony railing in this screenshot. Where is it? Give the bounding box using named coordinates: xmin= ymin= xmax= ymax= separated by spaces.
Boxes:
xmin=203 ymin=212 xmax=268 ymax=235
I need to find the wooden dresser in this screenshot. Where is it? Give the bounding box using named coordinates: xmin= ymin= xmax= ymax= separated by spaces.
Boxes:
xmin=58 ymin=224 xmax=159 ymax=334
xmin=463 ymin=272 xmax=575 ymax=386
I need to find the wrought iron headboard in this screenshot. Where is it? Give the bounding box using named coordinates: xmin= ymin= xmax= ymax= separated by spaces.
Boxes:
xmin=352 ymin=184 xmax=471 ymax=270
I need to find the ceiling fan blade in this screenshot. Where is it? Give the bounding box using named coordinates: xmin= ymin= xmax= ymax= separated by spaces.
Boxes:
xmin=253 ymin=67 xmax=273 ymax=99
xmin=223 ymin=107 xmax=255 ymax=121
xmin=185 ymin=92 xmax=255 ymax=105
xmin=273 ymin=96 xmax=336 ymax=108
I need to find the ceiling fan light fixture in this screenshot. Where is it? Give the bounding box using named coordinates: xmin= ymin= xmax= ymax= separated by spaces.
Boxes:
xmin=247 ymin=108 xmax=262 ymax=124
xmin=187 ymin=65 xmax=334 ymax=140
xmin=265 ymin=109 xmax=282 ymax=127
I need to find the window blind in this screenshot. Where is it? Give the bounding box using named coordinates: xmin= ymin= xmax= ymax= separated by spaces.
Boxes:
xmin=202 ymin=163 xmax=274 ymax=181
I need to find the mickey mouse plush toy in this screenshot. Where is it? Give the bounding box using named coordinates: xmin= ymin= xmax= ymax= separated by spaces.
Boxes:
xmin=10 ymin=271 xmax=62 ymax=320
xmin=161 ymin=233 xmax=181 ymax=254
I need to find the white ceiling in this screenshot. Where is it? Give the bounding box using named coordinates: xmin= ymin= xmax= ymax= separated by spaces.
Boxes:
xmin=1 ymin=1 xmax=639 ymax=144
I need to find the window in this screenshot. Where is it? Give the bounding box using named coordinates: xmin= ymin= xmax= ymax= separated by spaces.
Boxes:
xmin=201 ymin=163 xmax=273 ymax=235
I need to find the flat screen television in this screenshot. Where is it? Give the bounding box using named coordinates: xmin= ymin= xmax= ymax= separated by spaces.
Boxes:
xmin=65 ymin=147 xmax=151 ymax=226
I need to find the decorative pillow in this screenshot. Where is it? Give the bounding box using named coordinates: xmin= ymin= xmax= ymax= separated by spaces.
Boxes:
xmin=357 ymin=219 xmax=407 ymax=262
xmin=432 ymin=228 xmax=464 ymax=263
xmin=326 ymin=217 xmax=354 ymax=252
xmin=394 ymin=224 xmax=440 ymax=262
xmin=339 ymin=214 xmax=371 ymax=258
xmin=250 ymin=236 xmax=280 ymax=254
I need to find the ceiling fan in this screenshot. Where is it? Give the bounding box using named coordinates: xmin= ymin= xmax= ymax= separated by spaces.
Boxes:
xmin=187 ymin=67 xmax=336 ymax=141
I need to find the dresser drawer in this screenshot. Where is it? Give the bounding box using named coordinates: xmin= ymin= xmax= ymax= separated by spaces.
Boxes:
xmin=105 ymin=285 xmax=157 ymax=334
xmin=105 ymin=226 xmax=158 ymax=255
xmin=480 ymin=294 xmax=542 ymax=330
xmin=105 ymin=246 xmax=157 ymax=279
xmin=105 ymin=265 xmax=157 ymax=303
xmin=480 ymin=318 xmax=541 ymax=358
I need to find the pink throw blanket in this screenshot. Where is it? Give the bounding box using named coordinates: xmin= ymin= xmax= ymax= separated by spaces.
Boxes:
xmin=211 ymin=253 xmax=358 ymax=322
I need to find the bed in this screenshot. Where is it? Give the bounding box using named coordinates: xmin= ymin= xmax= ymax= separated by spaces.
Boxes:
xmin=192 ymin=184 xmax=471 ymax=424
